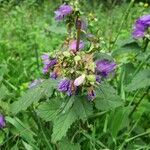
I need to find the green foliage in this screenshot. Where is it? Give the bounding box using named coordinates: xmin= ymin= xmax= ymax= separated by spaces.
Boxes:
xmin=11 ymin=79 xmax=58 ymax=114
xmin=1 ymin=0 xmax=150 ymax=149
xmin=58 ymin=139 xmax=81 ymax=150
xmin=95 ymin=83 xmax=123 ymax=111
xmin=108 ymin=107 xmax=130 ymax=139
xmin=37 ymin=96 xmax=93 ymax=143
xmin=126 ymin=69 xmax=150 ymax=91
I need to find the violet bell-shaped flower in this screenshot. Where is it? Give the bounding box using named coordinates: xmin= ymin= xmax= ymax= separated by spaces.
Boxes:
xmin=133 ymin=14 xmax=150 ymax=39
xmin=58 ymin=79 xmax=70 ymax=92
xmin=55 ymin=4 xmax=73 ymax=21
xmin=0 ymin=115 xmax=6 ymax=129
xmin=96 ymin=59 xmax=116 ymax=77
xmin=42 ymin=58 xmax=57 ymax=74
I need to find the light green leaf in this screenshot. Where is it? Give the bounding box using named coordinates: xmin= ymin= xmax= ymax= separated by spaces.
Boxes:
xmin=95 ymin=83 xmax=123 ymax=111
xmin=51 ymin=108 xmax=77 ymax=143
xmin=22 ymin=141 xmax=34 ymax=150
xmin=11 ymin=79 xmax=58 ymax=114
xmin=73 ymin=96 xmax=93 ymax=121
xmin=6 ymin=117 xmax=36 ymax=143
xmin=126 ymin=69 xmax=150 ymax=91
xmin=109 ymin=107 xmax=130 ymax=139
xmin=36 ymin=99 xmax=62 ymax=121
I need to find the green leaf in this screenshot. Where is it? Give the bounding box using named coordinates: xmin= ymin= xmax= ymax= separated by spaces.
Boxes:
xmin=37 ymin=96 xmax=93 ymax=143
xmin=6 ymin=116 xmax=36 ymax=143
xmin=125 ymin=69 xmax=150 ymax=92
xmin=58 ymin=139 xmax=81 ymax=150
xmin=51 ymin=108 xmax=77 ymax=143
xmin=112 ymin=41 xmax=141 ymax=63
xmin=0 ymin=84 xmax=9 ymax=101
xmin=36 ymin=99 xmax=62 ymax=121
xmin=108 ymin=107 xmax=130 ymax=139
xmin=22 ymin=141 xmax=34 ymax=150
xmin=95 ymin=83 xmax=123 ymax=111
xmin=73 ymin=96 xmax=93 ymax=121
xmin=113 ymin=41 xmax=141 ymax=57
xmin=11 ymin=79 xmax=58 ymax=114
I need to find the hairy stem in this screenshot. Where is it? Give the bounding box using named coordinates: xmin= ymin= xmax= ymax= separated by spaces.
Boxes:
xmin=76 ymin=17 xmax=81 ymax=52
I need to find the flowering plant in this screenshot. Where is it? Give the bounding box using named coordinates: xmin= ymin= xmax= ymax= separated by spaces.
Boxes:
xmin=9 ymin=2 xmax=150 ymax=149
xmin=39 ymin=3 xmax=117 ymax=101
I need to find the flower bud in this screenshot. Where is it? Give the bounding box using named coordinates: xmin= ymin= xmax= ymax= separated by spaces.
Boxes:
xmin=74 ymin=74 xmax=85 ymax=86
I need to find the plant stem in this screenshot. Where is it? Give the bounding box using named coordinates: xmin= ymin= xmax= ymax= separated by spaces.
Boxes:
xmin=126 ymin=130 xmax=150 ymax=142
xmin=35 ymin=49 xmax=40 ymax=71
xmin=31 ymin=110 xmax=53 ymax=150
xmin=129 ymin=87 xmax=150 ymax=117
xmin=76 ymin=17 xmax=81 ymax=52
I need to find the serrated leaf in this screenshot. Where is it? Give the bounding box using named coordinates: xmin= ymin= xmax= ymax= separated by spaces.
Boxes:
xmin=125 ymin=69 xmax=150 ymax=92
xmin=51 ymin=108 xmax=77 ymax=143
xmin=62 ymin=96 xmax=75 ymax=114
xmin=95 ymin=83 xmax=123 ymax=111
xmin=73 ymin=96 xmax=93 ymax=121
xmin=36 ymin=99 xmax=62 ymax=121
xmin=58 ymin=139 xmax=81 ymax=150
xmin=11 ymin=79 xmax=58 ymax=114
xmin=38 ymin=95 xmax=93 ymax=143
xmin=109 ymin=107 xmax=130 ymax=139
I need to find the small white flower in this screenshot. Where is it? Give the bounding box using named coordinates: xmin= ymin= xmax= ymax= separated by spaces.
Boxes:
xmin=74 ymin=74 xmax=85 ymax=86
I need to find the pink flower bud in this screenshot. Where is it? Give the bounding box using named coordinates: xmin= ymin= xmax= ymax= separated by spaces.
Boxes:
xmin=74 ymin=74 xmax=85 ymax=86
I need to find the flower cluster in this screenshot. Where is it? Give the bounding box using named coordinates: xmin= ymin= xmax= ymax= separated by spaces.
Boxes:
xmin=0 ymin=115 xmax=6 ymax=129
xmin=133 ymin=14 xmax=150 ymax=39
xmin=40 ymin=4 xmax=116 ymax=100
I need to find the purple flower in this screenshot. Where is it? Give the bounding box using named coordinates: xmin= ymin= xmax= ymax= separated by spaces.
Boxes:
xmin=41 ymin=54 xmax=49 ymax=60
xmin=42 ymin=58 xmax=57 ymax=74
xmin=133 ymin=14 xmax=150 ymax=39
xmin=96 ymin=59 xmax=116 ymax=77
xmin=0 ymin=115 xmax=6 ymax=129
xmin=58 ymin=79 xmax=70 ymax=92
xmin=69 ymin=40 xmax=84 ymax=53
xmin=55 ymin=4 xmax=73 ymax=21
xmin=88 ymin=90 xmax=96 ymax=101
xmin=29 ymin=79 xmax=43 ymax=88
xmin=50 ymin=72 xmax=58 ymax=80
xmin=66 ymin=81 xmax=74 ymax=96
